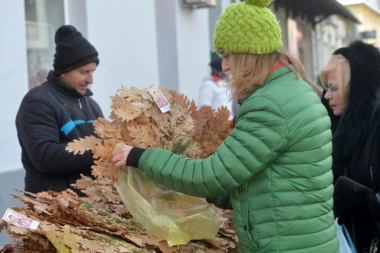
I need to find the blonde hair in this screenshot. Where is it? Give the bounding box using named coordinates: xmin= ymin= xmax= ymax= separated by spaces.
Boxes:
xmin=320 ymin=55 xmax=350 ymax=104
xmin=228 ymin=52 xmax=311 ymax=102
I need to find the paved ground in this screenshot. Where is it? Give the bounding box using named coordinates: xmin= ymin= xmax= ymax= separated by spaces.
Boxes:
xmin=0 ymin=169 xmax=24 ymax=246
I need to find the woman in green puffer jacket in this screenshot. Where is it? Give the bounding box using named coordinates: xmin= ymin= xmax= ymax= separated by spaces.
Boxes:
xmin=112 ymin=0 xmax=338 ymax=252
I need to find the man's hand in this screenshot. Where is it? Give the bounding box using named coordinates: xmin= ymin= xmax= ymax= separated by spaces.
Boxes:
xmin=112 ymin=145 xmax=133 ymax=169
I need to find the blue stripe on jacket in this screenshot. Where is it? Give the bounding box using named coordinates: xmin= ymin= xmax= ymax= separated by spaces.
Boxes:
xmin=60 ymin=120 xmax=94 ymax=136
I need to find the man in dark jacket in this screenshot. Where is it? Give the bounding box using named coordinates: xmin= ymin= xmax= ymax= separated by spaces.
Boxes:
xmin=15 ymin=25 xmax=103 ymax=194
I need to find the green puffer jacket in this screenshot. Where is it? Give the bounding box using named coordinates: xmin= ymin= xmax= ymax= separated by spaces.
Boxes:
xmin=137 ymin=66 xmax=338 ymax=253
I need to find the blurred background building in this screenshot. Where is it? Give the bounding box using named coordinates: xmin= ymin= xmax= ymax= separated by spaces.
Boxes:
xmin=0 ymin=0 xmax=363 ymax=244
xmin=338 ymin=0 xmax=380 ymax=45
xmin=273 ymin=0 xmax=359 ymax=83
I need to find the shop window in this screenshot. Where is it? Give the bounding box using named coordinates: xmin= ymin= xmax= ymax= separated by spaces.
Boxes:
xmin=24 ymin=0 xmax=64 ymax=89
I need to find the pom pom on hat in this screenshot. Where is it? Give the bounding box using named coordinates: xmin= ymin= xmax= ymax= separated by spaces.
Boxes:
xmin=244 ymin=0 xmax=273 ymax=8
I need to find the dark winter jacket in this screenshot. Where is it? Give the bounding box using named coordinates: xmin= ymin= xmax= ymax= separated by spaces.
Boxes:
xmin=323 ymin=41 xmax=380 ymax=253
xmin=16 ymin=71 xmax=103 ymax=194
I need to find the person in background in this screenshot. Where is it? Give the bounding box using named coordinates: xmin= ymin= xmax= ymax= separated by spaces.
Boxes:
xmin=321 ymin=40 xmax=380 ymax=253
xmin=112 ymin=0 xmax=338 ymax=252
xmin=198 ymin=55 xmax=234 ymax=117
xmin=16 ymin=25 xmax=103 ymax=194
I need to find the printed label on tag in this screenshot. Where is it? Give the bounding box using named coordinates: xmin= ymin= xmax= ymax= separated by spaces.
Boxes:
xmin=2 ymin=208 xmax=39 ymax=230
xmin=148 ymin=86 xmax=170 ymax=113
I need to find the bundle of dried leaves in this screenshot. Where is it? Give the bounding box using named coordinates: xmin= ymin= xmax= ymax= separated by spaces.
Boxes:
xmin=66 ymin=86 xmax=231 ymax=181
xmin=1 ymin=86 xmax=236 ymax=252
xmin=0 ymin=177 xmax=237 ymax=252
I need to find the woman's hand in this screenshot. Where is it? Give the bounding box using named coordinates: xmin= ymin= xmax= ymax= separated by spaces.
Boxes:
xmin=112 ymin=145 xmax=133 ymax=169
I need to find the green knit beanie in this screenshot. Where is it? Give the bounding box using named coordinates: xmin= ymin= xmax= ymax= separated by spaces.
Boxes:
xmin=214 ymin=0 xmax=282 ymax=55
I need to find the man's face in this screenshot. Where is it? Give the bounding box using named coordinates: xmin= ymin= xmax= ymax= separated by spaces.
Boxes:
xmin=59 ymin=62 xmax=97 ymax=95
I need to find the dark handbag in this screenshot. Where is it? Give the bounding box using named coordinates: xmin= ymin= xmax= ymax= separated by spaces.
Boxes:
xmin=334 ymin=176 xmax=374 ymax=222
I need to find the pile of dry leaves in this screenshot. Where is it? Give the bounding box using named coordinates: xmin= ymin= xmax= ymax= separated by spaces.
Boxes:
xmin=0 ymin=176 xmax=237 ymax=252
xmin=0 ymin=86 xmax=237 ymax=253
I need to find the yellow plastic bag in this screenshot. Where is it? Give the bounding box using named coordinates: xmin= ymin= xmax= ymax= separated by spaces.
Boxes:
xmin=114 ymin=167 xmax=222 ymax=246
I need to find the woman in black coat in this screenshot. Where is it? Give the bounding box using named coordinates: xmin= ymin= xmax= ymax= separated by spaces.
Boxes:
xmin=320 ymin=40 xmax=380 ymax=253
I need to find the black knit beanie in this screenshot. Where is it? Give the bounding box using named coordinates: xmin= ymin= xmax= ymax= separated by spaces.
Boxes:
xmin=53 ymin=25 xmax=99 ymax=75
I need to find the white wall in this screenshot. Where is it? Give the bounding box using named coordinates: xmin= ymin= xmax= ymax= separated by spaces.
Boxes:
xmin=86 ymin=0 xmax=211 ymax=112
xmin=155 ymin=0 xmax=180 ymax=92
xmin=0 ymin=0 xmax=28 ymax=173
xmin=64 ymin=0 xmax=88 ymax=37
xmin=86 ymin=0 xmax=159 ymax=119
xmin=209 ymin=0 xmax=232 ymax=50
xmin=175 ymin=3 xmax=211 ymax=104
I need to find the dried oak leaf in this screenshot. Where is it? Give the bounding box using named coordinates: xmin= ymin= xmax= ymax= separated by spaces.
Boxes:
xmin=92 ymin=160 xmax=118 ymax=182
xmin=113 ymin=100 xmax=146 ymax=122
xmin=183 ymin=144 xmax=202 ymax=159
xmin=119 ymin=121 xmax=134 ymax=145
xmin=73 ymin=176 xmax=93 ymax=190
xmin=99 ymin=185 xmax=123 ymax=204
xmin=0 ymin=220 xmax=7 ymax=233
xmin=118 ymin=86 xmax=149 ymax=102
xmin=56 ymin=190 xmax=80 ymax=210
xmin=7 ymin=225 xmax=30 ymax=237
xmin=92 ymin=140 xmax=114 ymax=163
xmin=16 ymin=195 xmax=52 ymax=216
xmin=174 ymin=115 xmax=194 ymax=140
xmin=82 ymin=186 xmax=107 ymax=203
xmin=191 ymin=112 xmax=208 ymax=140
xmin=94 ymin=118 xmax=123 ymax=140
xmin=136 ymin=115 xmax=150 ymax=125
xmin=35 ymin=191 xmax=54 ymax=202
xmin=65 ymin=136 xmax=101 ymax=155
xmin=26 ymin=231 xmax=52 ymax=250
xmin=170 ymin=91 xmax=196 ymax=113
xmin=214 ymin=107 xmax=231 ymax=138
xmin=128 ymin=125 xmax=157 ymax=148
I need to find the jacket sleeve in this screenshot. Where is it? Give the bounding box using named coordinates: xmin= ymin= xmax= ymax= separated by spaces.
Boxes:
xmin=17 ymin=94 xmax=95 ymax=175
xmin=138 ymin=96 xmax=289 ymax=198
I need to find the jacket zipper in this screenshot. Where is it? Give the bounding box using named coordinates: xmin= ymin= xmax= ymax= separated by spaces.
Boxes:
xmin=77 ymin=98 xmax=92 ymax=133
